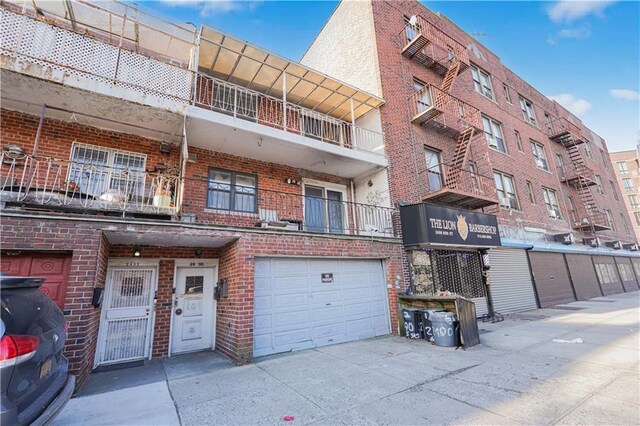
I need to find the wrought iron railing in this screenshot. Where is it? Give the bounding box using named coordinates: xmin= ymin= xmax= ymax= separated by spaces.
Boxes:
xmin=0 ymin=8 xmax=194 ymax=102
xmin=425 ymin=164 xmax=495 ymax=199
xmin=194 ymin=74 xmax=385 ymax=155
xmin=410 ymin=84 xmax=482 ymax=131
xmin=0 ymin=153 xmax=180 ymax=215
xmin=546 ymin=117 xmax=583 ymax=140
xmin=400 ymin=14 xmax=469 ymax=68
xmin=557 ymin=164 xmax=595 ymax=184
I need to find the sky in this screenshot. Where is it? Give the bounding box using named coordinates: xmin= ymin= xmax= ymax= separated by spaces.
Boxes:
xmin=140 ymin=0 xmax=640 ymax=152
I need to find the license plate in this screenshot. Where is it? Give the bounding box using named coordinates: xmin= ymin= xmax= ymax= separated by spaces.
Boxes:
xmin=39 ymin=359 xmax=52 ymax=379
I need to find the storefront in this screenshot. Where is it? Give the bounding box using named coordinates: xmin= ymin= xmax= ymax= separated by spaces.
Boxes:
xmin=400 ymin=203 xmax=501 ymax=318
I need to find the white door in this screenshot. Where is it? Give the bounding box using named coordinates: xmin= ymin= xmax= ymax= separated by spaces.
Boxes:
xmin=171 ymin=267 xmax=217 ymax=354
xmin=253 ymin=258 xmax=390 ymax=358
xmin=96 ymin=266 xmax=157 ymax=366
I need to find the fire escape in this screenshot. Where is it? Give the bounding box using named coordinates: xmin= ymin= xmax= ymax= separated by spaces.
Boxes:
xmin=549 ymin=117 xmax=610 ymax=233
xmin=402 ymin=15 xmax=497 ymax=210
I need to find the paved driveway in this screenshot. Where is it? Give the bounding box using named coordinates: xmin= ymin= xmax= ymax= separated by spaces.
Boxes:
xmin=54 ymin=291 xmax=640 ymax=425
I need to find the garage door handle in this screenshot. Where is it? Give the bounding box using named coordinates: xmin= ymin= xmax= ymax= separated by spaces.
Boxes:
xmin=326 ymin=303 xmax=331 ymax=306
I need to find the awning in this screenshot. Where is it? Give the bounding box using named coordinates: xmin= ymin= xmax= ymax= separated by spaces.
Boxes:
xmin=198 ymin=26 xmax=384 ymax=121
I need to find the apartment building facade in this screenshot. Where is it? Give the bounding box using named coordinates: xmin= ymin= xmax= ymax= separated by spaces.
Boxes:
xmin=611 ymin=145 xmax=640 ymax=240
xmin=302 ymin=0 xmax=639 ymax=315
xmin=0 ymin=1 xmax=405 ymax=386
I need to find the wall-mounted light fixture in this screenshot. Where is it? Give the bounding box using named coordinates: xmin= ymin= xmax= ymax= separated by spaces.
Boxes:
xmin=195 ymin=249 xmax=202 ymax=258
xmin=133 ymin=248 xmax=142 ymax=257
xmin=159 ymin=142 xmax=172 ymax=155
xmin=285 ymin=178 xmax=301 ymax=186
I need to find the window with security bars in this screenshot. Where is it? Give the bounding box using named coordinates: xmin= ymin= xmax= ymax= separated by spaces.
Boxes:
xmin=410 ymin=250 xmax=485 ymax=299
xmin=68 ymin=143 xmax=146 ymax=199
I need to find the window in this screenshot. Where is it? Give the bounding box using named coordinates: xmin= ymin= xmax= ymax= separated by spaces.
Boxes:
xmin=610 ymin=181 xmax=619 ymax=201
xmin=617 ymin=161 xmax=629 ymax=174
xmin=635 ymin=212 xmax=640 ymax=226
xmin=425 ymin=148 xmax=443 ymax=192
xmin=620 ymin=213 xmax=630 ymax=234
xmin=467 ymin=161 xmax=480 ymax=193
xmin=519 ymin=96 xmax=537 ymax=125
xmin=69 ymin=143 xmax=146 ymax=198
xmin=604 ymin=209 xmax=615 ymax=231
xmin=629 ymin=194 xmax=640 ymax=208
xmin=514 ymin=131 xmax=523 ymax=152
xmin=304 ymin=184 xmax=346 ymax=234
xmin=542 ymin=187 xmax=561 ymax=218
xmin=494 ymin=171 xmax=519 ymax=210
xmin=207 ymin=168 xmax=257 ymax=213
xmin=471 ymin=64 xmax=494 ymax=99
xmin=583 ymin=142 xmax=593 ymax=160
xmin=526 ymin=180 xmax=536 ymax=204
xmin=567 ymin=196 xmax=578 ymax=223
xmin=482 ymin=116 xmax=506 ymax=153
xmin=600 ymin=149 xmax=608 ymax=168
xmin=503 ymin=84 xmax=512 ymax=103
xmin=413 ymin=78 xmax=431 ymax=113
xmin=595 ymin=263 xmax=620 ymax=285
xmin=595 ymin=174 xmax=604 ymax=195
xmin=530 ymin=141 xmax=549 ymax=171
xmin=618 ymin=262 xmax=634 ymax=282
xmin=544 ymin=113 xmax=553 ymax=133
xmin=622 ymin=178 xmax=634 ymax=192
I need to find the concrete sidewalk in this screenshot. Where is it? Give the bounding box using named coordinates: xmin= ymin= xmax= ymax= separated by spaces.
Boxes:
xmin=53 ymin=291 xmax=640 ymax=425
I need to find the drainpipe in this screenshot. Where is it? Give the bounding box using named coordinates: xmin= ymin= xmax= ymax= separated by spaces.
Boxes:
xmin=350 ymin=180 xmax=358 ymax=236
xmin=32 ymin=104 xmax=46 ymax=155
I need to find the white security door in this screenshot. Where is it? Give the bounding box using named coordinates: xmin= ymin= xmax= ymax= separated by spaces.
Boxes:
xmin=97 ymin=267 xmax=157 ymax=366
xmin=171 ymin=267 xmax=217 ymax=354
xmin=253 ymin=258 xmax=390 ymax=358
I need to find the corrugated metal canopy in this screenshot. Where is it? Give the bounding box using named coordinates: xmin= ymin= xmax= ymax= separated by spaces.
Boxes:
xmin=199 ymin=26 xmax=384 ymax=121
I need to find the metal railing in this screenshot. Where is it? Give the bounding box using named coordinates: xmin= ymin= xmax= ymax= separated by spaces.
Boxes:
xmin=188 ymin=180 xmax=396 ymax=237
xmin=194 ymin=74 xmax=385 ymax=155
xmin=410 ymin=84 xmax=482 ymax=131
xmin=546 ymin=117 xmax=583 ymax=140
xmin=0 ymin=153 xmax=180 ymax=215
xmin=0 ymin=8 xmax=194 ymax=103
xmin=557 ymin=164 xmax=595 ymax=183
xmin=400 ymin=14 xmax=469 ymax=67
xmin=425 ymin=164 xmax=495 ymax=199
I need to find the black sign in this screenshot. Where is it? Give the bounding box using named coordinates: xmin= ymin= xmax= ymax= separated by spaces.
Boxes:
xmin=321 ymin=273 xmax=334 ymax=283
xmin=623 ymin=243 xmax=639 ymax=251
xmin=400 ymin=203 xmax=501 ymax=248
xmin=605 ymin=241 xmax=622 ymax=250
xmin=582 ymin=237 xmax=599 ymax=247
xmin=554 ymin=233 xmax=574 ymax=245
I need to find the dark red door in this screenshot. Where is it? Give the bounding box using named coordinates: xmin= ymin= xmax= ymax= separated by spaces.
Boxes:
xmin=1 ymin=253 xmax=72 ymax=309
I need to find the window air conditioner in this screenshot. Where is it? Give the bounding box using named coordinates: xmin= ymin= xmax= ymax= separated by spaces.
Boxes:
xmin=536 ymin=159 xmax=545 ymax=168
xmin=500 ymin=197 xmax=511 ymax=207
xmin=549 ymin=209 xmax=558 ymax=218
xmin=488 ymin=137 xmax=498 ymax=148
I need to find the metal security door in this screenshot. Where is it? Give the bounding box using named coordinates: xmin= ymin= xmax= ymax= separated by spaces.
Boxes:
xmin=97 ymin=267 xmax=157 ymax=365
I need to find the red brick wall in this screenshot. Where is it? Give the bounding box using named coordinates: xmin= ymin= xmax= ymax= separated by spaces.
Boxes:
xmin=370 ymin=0 xmax=633 ymax=241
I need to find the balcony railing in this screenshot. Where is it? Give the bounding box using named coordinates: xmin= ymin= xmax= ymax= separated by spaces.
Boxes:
xmin=400 ymin=14 xmax=469 ymax=75
xmin=557 ymin=165 xmax=596 ymax=186
xmin=194 ymin=74 xmax=385 ymax=155
xmin=0 ymin=9 xmax=194 ymax=103
xmin=546 ymin=117 xmax=586 ymax=146
xmin=423 ymin=164 xmax=498 ymax=209
xmin=0 ymin=153 xmax=180 ymax=216
xmin=410 ymin=84 xmax=482 ymax=138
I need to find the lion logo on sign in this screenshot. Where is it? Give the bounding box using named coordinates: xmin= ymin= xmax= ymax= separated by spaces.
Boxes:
xmin=457 ymin=215 xmax=469 ymax=241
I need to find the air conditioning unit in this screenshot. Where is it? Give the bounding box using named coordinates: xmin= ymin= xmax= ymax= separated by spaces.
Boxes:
xmin=536 ymin=159 xmax=545 ymax=168
xmin=487 ymin=137 xmax=498 ymax=148
xmin=549 ymin=209 xmax=559 ymax=219
xmin=500 ymin=197 xmax=511 ymax=208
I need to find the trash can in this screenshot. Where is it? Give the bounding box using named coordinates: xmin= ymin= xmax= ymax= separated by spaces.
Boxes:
xmin=430 ymin=311 xmax=460 ymax=347
xmin=402 ymin=308 xmax=423 ymax=339
xmin=420 ymin=309 xmax=444 ymax=343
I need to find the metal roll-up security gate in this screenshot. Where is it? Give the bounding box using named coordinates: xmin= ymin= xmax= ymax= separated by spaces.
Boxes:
xmin=565 ymin=254 xmax=602 ymax=300
xmin=487 ymin=248 xmax=538 ymax=314
xmin=592 ymin=256 xmax=625 ymax=296
xmin=528 ymin=251 xmax=576 ymax=308
xmin=614 ymin=257 xmax=639 ymax=291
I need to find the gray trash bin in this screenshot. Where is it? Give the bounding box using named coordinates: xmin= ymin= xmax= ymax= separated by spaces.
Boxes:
xmin=402 ymin=308 xmax=422 ymax=339
xmin=419 ymin=309 xmax=444 ymax=343
xmin=430 ymin=311 xmax=460 ymax=347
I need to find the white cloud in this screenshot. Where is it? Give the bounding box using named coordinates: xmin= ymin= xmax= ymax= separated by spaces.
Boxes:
xmin=547 ymin=0 xmax=617 ymax=23
xmin=164 ymin=0 xmax=263 ymax=16
xmin=548 ymin=93 xmax=592 ymax=116
xmin=547 ymin=25 xmax=591 ymax=44
xmin=609 ymin=89 xmax=640 ymax=101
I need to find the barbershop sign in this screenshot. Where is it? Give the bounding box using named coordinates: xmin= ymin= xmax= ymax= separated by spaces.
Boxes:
xmin=400 ymin=203 xmax=501 ymax=248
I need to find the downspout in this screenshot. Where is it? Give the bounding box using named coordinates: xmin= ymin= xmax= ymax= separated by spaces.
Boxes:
xmin=350 ymin=180 xmax=358 ymax=236
xmin=177 ymin=116 xmax=189 ymax=217
xmin=191 ymin=26 xmax=202 ymax=105
xmin=32 ymin=104 xmax=46 ymax=155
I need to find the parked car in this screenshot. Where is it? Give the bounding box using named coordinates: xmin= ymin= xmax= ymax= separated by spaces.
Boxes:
xmin=0 ymin=275 xmax=75 ymax=426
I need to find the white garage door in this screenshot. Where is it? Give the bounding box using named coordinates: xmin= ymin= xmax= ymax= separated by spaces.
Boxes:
xmin=489 ymin=248 xmax=538 ymax=314
xmin=253 ymin=258 xmax=390 ymax=357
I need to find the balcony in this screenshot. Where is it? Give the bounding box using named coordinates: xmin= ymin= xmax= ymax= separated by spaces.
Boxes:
xmin=0 ymin=153 xmax=180 ymax=217
xmin=422 ymin=164 xmax=498 ymax=209
xmin=557 ymin=165 xmax=597 ymax=187
xmin=547 ymin=117 xmax=587 ymax=146
xmin=572 ymin=210 xmax=611 ymax=232
xmin=400 ymin=15 xmax=469 ymax=76
xmin=410 ymin=85 xmax=482 ymax=139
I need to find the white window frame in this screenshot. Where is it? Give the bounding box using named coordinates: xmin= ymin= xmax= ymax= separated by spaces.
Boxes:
xmin=610 ymin=181 xmax=619 ymax=201
xmin=629 ymin=194 xmax=640 ymax=209
xmin=622 ymin=178 xmax=634 ymax=192
xmin=530 ymin=140 xmax=549 ymax=171
xmin=503 ymin=83 xmax=512 ymax=104
xmin=514 ymin=130 xmax=523 ymax=152
xmin=595 ymin=174 xmax=604 ymax=195
xmin=604 ymin=209 xmax=615 ymax=231
xmin=482 ymin=116 xmax=506 ymax=153
xmin=471 ymin=64 xmax=494 ymax=100
xmin=302 ymin=178 xmax=349 ymax=235
xmin=526 ymin=180 xmax=536 ymax=204
xmin=519 ymin=96 xmax=537 ymax=125
xmin=494 ymin=171 xmax=519 ymax=210
xmin=616 ymin=161 xmax=629 ymax=174
xmin=634 ymin=211 xmax=640 ymax=226
xmin=542 ymin=187 xmax=561 ymax=218
xmin=600 ymin=149 xmax=609 ymax=169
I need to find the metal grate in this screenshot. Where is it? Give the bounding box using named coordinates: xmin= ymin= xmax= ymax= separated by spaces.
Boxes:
xmin=411 ymin=249 xmax=485 ymax=298
xmin=102 ymin=318 xmax=149 ymax=363
xmin=106 ymin=268 xmax=154 ymax=309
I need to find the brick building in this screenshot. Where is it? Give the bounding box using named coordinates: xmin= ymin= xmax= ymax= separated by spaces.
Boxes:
xmin=302 ymin=0 xmax=639 ymax=315
xmin=0 ymin=2 xmax=403 ymax=387
xmin=611 ymin=144 xmax=640 ymax=240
